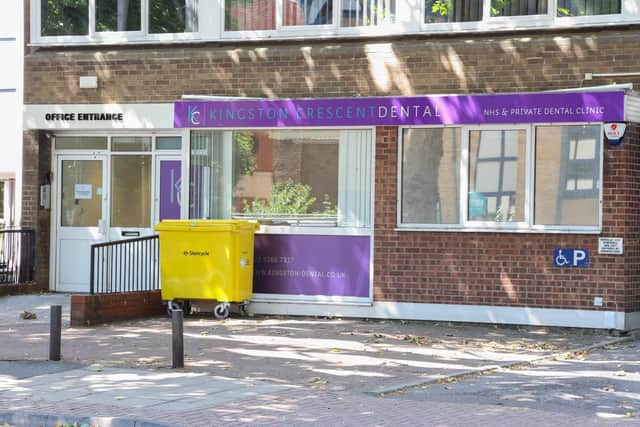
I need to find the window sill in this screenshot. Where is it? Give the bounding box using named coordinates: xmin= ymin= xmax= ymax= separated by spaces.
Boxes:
xmin=394 ymin=226 xmax=602 ymax=234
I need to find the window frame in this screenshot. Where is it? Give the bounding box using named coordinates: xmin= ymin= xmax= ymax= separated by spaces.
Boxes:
xmin=30 ymin=0 xmax=640 ymax=45
xmin=396 ymin=122 xmax=603 ymax=234
xmin=220 ymin=0 xmax=401 ymax=39
xmin=33 ymin=0 xmax=201 ymax=44
xmin=187 ymin=126 xmax=376 ymax=236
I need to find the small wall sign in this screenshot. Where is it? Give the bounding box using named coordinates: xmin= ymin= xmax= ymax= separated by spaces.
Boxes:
xmin=604 ymin=123 xmax=627 ymax=145
xmin=553 ymin=248 xmax=589 ymax=268
xmin=598 ymin=237 xmax=623 ymax=255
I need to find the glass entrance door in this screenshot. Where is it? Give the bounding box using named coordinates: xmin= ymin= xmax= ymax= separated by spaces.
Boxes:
xmin=56 ymin=155 xmax=107 ymax=292
xmin=53 ymin=135 xmax=183 ymax=293
xmin=108 ymin=154 xmax=154 ymax=240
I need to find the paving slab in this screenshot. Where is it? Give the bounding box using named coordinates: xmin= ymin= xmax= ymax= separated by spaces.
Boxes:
xmin=0 ymin=293 xmax=631 ymax=426
xmin=0 ymin=293 xmax=617 ymax=394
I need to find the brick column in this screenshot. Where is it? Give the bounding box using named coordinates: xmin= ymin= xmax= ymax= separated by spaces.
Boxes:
xmin=21 ymin=130 xmax=51 ymax=290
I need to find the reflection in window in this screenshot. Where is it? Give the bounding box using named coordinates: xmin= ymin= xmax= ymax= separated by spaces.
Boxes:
xmin=190 ymin=129 xmax=372 ymax=227
xmin=491 ymin=0 xmax=547 ymax=17
xmin=534 ymin=125 xmax=600 ymax=226
xmin=111 ymin=156 xmax=151 ymax=227
xmin=557 ymin=0 xmax=621 ymax=17
xmin=61 ymin=160 xmax=103 ymax=227
xmin=55 ymin=136 xmax=108 ymax=150
xmin=341 ymin=0 xmax=395 ymax=26
xmin=425 ymin=0 xmax=482 ymax=23
xmin=156 ymin=136 xmax=182 ymax=150
xmin=468 ymin=130 xmax=525 ymax=222
xmin=95 ymin=0 xmax=141 ymax=31
xmin=283 ymin=0 xmax=333 ymax=25
xmin=112 ymin=136 xmax=152 ymax=152
xmin=41 ymin=0 xmax=89 ymax=36
xmin=401 ymin=128 xmax=461 ymax=224
xmin=149 ymin=0 xmax=198 ymax=33
xmin=225 ymin=0 xmax=275 ymax=30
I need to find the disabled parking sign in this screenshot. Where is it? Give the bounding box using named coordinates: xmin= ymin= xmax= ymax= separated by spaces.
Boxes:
xmin=553 ymin=248 xmax=589 ymax=268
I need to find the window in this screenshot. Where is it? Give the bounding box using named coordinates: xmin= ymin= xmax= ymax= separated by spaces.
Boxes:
xmin=111 ymin=136 xmax=152 ymax=152
xmin=557 ymin=0 xmax=621 ymax=17
xmin=534 ymin=125 xmax=600 ymax=226
xmin=401 ymin=128 xmax=460 ymax=224
xmin=424 ymin=0 xmax=624 ymax=24
xmin=225 ymin=0 xmax=395 ymax=30
xmin=35 ymin=0 xmax=634 ymax=43
xmin=40 ymin=0 xmax=198 ymax=38
xmin=55 ymin=136 xmax=108 ymax=150
xmin=111 ymin=155 xmax=152 ymax=227
xmin=156 ymin=136 xmax=182 ymax=150
xmin=150 ymin=0 xmax=198 ymax=33
xmin=341 ymin=0 xmax=395 ymax=26
xmin=468 ymin=130 xmax=525 ymax=223
xmin=399 ymin=124 xmax=602 ymax=231
xmin=491 ymin=0 xmax=547 ymax=17
xmin=284 ymin=0 xmax=334 ymax=25
xmin=96 ymin=0 xmax=141 ymax=32
xmin=41 ymin=0 xmax=89 ymax=36
xmin=225 ymin=0 xmax=276 ymax=31
xmin=190 ymin=129 xmax=372 ymax=228
xmin=425 ymin=0 xmax=482 ymax=23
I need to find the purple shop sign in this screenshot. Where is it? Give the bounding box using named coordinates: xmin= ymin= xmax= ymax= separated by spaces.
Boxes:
xmin=174 ymin=91 xmax=624 ymax=128
xmin=159 ymin=160 xmax=181 ymax=221
xmin=253 ymin=234 xmax=370 ymax=298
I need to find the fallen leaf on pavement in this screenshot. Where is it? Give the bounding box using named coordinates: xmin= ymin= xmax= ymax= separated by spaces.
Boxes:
xmin=20 ymin=311 xmax=37 ymax=320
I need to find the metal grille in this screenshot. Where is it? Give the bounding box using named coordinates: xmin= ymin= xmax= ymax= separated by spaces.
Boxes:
xmin=0 ymin=229 xmax=35 ymax=285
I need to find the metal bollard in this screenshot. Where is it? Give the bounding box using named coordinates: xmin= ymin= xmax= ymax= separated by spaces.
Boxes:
xmin=172 ymin=309 xmax=184 ymax=368
xmin=49 ymin=305 xmax=62 ymax=361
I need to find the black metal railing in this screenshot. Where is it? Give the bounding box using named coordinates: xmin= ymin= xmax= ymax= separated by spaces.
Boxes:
xmin=0 ymin=229 xmax=35 ymax=285
xmin=90 ymin=235 xmax=160 ymax=294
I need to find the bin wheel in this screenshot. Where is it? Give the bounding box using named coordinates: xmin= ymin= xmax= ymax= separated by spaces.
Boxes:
xmin=239 ymin=303 xmax=249 ymax=315
xmin=183 ymin=301 xmax=193 ymax=316
xmin=213 ymin=303 xmax=230 ymax=320
xmin=166 ymin=301 xmax=181 ymax=317
xmin=167 ymin=301 xmax=192 ymax=317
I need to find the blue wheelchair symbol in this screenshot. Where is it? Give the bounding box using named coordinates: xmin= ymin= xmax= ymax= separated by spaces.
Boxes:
xmin=553 ymin=248 xmax=589 ymax=268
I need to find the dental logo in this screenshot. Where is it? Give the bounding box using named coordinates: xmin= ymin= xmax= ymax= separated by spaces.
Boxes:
xmin=188 ymin=105 xmax=201 ymax=126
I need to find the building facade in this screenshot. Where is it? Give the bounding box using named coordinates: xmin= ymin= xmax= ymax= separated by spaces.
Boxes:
xmin=23 ymin=0 xmax=640 ymax=329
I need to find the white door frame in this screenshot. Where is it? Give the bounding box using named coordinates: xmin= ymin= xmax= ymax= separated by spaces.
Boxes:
xmin=53 ymin=152 xmax=108 ymax=292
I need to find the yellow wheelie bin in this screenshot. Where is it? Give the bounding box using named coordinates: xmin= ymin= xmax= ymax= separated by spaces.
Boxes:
xmin=155 ymin=220 xmax=259 ymax=319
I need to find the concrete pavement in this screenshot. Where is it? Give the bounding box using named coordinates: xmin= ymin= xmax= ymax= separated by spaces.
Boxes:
xmin=0 ymin=293 xmax=637 ymax=426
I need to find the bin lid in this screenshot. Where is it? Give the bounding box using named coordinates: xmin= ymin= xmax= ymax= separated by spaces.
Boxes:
xmin=154 ymin=219 xmax=259 ymax=232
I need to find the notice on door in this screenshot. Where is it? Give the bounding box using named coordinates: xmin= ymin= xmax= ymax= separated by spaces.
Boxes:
xmin=74 ymin=184 xmax=93 ymax=199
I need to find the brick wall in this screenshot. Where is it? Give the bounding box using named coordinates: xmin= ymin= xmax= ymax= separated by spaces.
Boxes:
xmin=21 ymin=130 xmax=50 ymax=290
xmin=70 ymin=291 xmax=164 ymax=326
xmin=374 ymin=125 xmax=640 ymax=313
xmin=620 ymin=123 xmax=640 ymax=312
xmin=24 ymin=28 xmax=640 ymax=104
